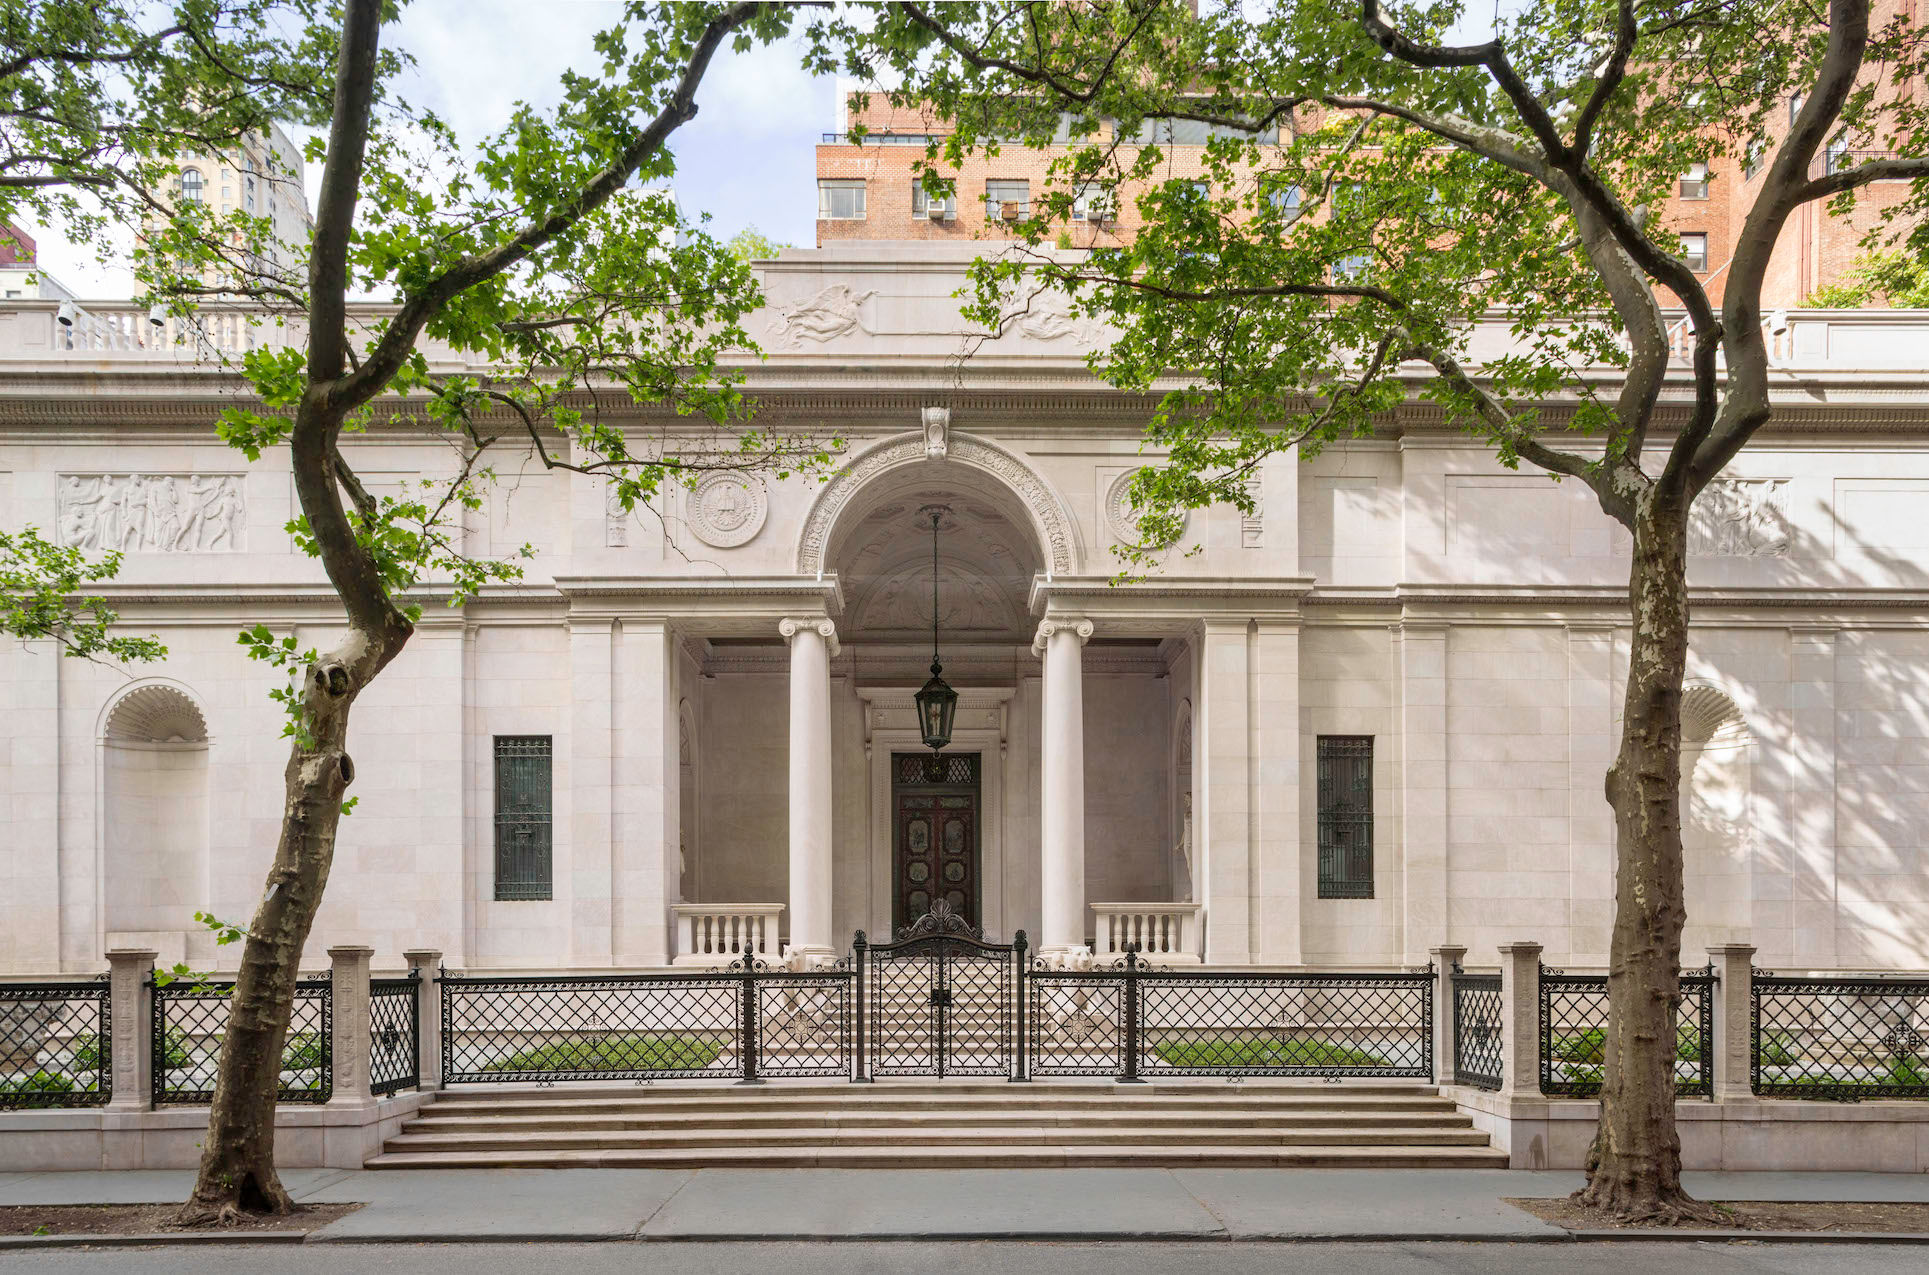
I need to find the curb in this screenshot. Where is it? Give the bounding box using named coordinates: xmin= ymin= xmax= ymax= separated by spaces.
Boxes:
xmin=0 ymin=1231 xmax=308 ymax=1252
xmin=1567 ymin=1228 xmax=1929 ymax=1245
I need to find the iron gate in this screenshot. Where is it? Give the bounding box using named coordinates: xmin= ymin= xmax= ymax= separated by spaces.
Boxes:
xmin=857 ymin=902 xmax=1026 ymax=1079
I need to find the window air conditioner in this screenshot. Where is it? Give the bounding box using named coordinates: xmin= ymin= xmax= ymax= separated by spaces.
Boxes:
xmin=926 ymin=202 xmax=947 ymax=220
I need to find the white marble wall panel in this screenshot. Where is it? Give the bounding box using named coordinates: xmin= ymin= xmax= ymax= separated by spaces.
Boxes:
xmin=1300 ymin=625 xmax=1401 ymax=962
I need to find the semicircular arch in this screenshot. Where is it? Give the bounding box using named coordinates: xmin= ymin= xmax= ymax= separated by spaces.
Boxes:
xmin=796 ymin=431 xmax=1081 ymax=578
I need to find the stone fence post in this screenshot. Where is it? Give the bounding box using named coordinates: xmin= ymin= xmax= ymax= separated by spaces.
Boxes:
xmin=404 ymin=948 xmax=442 ymax=1092
xmin=105 ymin=948 xmax=155 ymax=1112
xmin=1498 ymin=942 xmax=1543 ymax=1100
xmin=1430 ymin=944 xmax=1467 ymax=1086
xmin=327 ymin=946 xmax=374 ymax=1109
xmin=1708 ymin=943 xmax=1756 ymax=1103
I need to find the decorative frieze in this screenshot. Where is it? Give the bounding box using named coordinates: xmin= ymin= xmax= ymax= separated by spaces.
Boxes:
xmin=1689 ymin=478 xmax=1789 ymax=557
xmin=1241 ymin=472 xmax=1264 ymax=549
xmin=58 ymin=474 xmax=245 ymax=552
xmin=767 ymin=283 xmax=876 ymax=349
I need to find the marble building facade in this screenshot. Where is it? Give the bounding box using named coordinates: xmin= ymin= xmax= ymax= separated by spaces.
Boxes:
xmin=3 ymin=244 xmax=1929 ymax=977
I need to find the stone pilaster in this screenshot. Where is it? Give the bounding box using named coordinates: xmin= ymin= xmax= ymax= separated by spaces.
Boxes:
xmin=327 ymin=945 xmax=375 ymax=1109
xmin=1197 ymin=619 xmax=1251 ymax=964
xmin=1430 ymin=943 xmax=1467 ymax=1086
xmin=1252 ymin=620 xmax=1301 ymax=965
xmin=1498 ymin=941 xmax=1543 ymax=1101
xmin=105 ymin=948 xmax=155 ymax=1112
xmin=614 ymin=619 xmax=678 ymax=966
xmin=403 ymin=948 xmax=442 ymax=1092
xmin=1708 ymin=943 xmax=1756 ymax=1103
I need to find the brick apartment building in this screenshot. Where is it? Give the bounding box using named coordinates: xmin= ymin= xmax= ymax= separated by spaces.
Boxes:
xmin=815 ymin=47 xmax=1922 ymax=309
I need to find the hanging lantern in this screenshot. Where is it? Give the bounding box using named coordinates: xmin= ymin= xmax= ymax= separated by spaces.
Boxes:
xmin=913 ymin=505 xmax=958 ymax=751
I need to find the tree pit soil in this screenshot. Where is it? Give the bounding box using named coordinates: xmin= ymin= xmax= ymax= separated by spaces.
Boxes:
xmin=0 ymin=1202 xmax=362 ymax=1238
xmin=1509 ymin=1197 xmax=1929 ymax=1234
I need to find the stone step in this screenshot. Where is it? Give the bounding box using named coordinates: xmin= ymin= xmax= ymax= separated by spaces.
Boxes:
xmin=418 ymin=1087 xmax=1450 ymax=1111
xmin=383 ymin=1124 xmax=1494 ymax=1152
xmin=425 ymin=1080 xmax=1443 ymax=1101
xmin=366 ymin=1142 xmax=1510 ymax=1170
xmin=402 ymin=1107 xmax=1477 ymax=1134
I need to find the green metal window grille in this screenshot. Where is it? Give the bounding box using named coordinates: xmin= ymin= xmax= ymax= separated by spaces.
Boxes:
xmin=494 ymin=736 xmax=553 ymax=901
xmin=1317 ymin=736 xmax=1374 ymax=899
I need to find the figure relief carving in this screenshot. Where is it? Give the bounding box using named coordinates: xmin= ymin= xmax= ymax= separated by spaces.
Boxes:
xmin=767 ymin=284 xmax=876 ymax=349
xmin=1106 ymin=468 xmax=1187 ymax=549
xmin=604 ymin=483 xmax=630 ymax=547
xmin=1689 ymin=478 xmax=1789 ymax=557
xmin=1240 ymin=472 xmax=1264 ymax=548
xmin=689 ymin=472 xmax=767 ymax=548
xmin=1010 ymin=290 xmax=1100 ymax=345
xmin=922 ymin=406 xmax=949 ymax=461
xmin=59 ymin=474 xmax=245 ymax=553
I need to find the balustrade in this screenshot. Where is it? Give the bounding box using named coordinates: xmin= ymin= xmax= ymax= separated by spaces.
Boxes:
xmin=1090 ymin=903 xmax=1203 ymax=964
xmin=672 ymin=904 xmax=784 ymax=966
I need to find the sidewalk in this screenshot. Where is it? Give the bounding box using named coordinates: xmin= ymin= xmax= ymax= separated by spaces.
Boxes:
xmin=4 ymin=1168 xmax=1929 ymax=1244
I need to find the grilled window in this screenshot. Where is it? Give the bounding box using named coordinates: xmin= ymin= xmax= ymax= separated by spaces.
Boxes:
xmin=1316 ymin=736 xmax=1374 ymax=899
xmin=494 ymin=736 xmax=553 ymax=900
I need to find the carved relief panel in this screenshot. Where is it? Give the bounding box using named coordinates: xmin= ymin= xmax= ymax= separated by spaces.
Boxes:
xmin=59 ymin=474 xmax=246 ymax=552
xmin=1689 ymin=478 xmax=1789 ymax=558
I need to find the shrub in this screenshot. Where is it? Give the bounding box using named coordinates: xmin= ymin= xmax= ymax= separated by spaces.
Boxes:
xmin=281 ymin=1031 xmax=326 ymax=1070
xmin=0 ymin=1069 xmax=77 ymax=1108
xmin=67 ymin=1032 xmax=103 ymax=1072
xmin=1149 ymin=1036 xmax=1389 ymax=1070
xmin=484 ymin=1033 xmax=727 ymax=1074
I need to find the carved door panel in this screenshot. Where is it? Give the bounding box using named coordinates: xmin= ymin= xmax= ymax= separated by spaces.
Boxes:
xmin=893 ymin=790 xmax=979 ymax=934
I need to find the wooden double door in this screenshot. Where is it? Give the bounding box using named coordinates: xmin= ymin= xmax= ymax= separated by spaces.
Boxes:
xmin=891 ymin=751 xmax=982 ymax=935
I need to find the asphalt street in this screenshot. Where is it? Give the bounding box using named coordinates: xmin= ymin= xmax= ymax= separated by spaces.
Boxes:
xmin=2 ymin=1241 xmax=1926 ymax=1275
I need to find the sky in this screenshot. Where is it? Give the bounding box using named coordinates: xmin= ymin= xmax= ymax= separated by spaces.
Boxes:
xmin=31 ymin=1 xmax=834 ymax=296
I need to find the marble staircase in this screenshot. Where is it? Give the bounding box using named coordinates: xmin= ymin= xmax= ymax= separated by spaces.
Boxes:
xmin=365 ymin=1081 xmax=1507 ymax=1169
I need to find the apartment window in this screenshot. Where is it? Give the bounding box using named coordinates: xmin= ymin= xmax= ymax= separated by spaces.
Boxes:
xmin=494 ymin=736 xmax=553 ymax=900
xmin=1071 ymin=185 xmax=1113 ymax=222
xmin=1316 ymin=736 xmax=1374 ymax=899
xmin=1823 ymin=137 xmax=1851 ymax=175
xmin=178 ymin=168 xmax=205 ymax=204
xmin=912 ymin=183 xmax=956 ymax=220
xmin=985 ymin=179 xmax=1030 ymax=221
xmin=1741 ymin=143 xmax=1765 ymax=181
xmin=1331 ymin=252 xmax=1374 ymax=284
xmin=1679 ymin=163 xmax=1710 ymax=199
xmin=1267 ymin=183 xmax=1302 ymax=223
xmin=1680 ymin=232 xmax=1709 ymax=273
xmin=245 ymin=174 xmax=256 ymax=213
xmin=1789 ymin=92 xmax=1805 ymax=125
xmin=817 ymin=178 xmax=866 ymax=220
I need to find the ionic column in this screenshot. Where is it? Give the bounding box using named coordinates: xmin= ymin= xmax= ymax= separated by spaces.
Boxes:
xmin=780 ymin=617 xmax=839 ymax=966
xmin=1033 ymin=617 xmax=1093 ymax=959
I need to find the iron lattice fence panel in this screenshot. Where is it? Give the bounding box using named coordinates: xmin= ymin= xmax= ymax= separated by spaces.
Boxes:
xmin=755 ymin=972 xmax=852 ymax=1079
xmin=440 ymin=971 xmax=743 ymax=1083
xmin=1453 ymin=971 xmax=1503 ymax=1090
xmin=151 ymin=975 xmax=333 ymax=1105
xmin=1029 ymin=971 xmax=1123 ymax=1077
xmin=369 ymin=973 xmax=420 ymax=1096
xmin=1540 ymin=969 xmax=1713 ymax=1098
xmin=1137 ymin=970 xmax=1433 ymax=1079
xmin=1753 ymin=973 xmax=1929 ymax=1100
xmin=862 ymin=923 xmax=1018 ymax=1080
xmin=0 ymin=977 xmax=112 ymax=1109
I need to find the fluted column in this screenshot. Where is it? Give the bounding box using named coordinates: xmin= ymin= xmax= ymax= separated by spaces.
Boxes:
xmin=1033 ymin=617 xmax=1093 ymax=959
xmin=780 ymin=617 xmax=839 ymax=966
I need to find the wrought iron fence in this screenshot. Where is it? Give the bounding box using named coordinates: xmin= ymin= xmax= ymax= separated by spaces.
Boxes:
xmin=1753 ymin=972 xmax=1929 ymax=1100
xmin=151 ymin=974 xmax=333 ymax=1105
xmin=1539 ymin=967 xmax=1714 ymax=1098
xmin=0 ymin=977 xmax=112 ymax=1109
xmin=369 ymin=973 xmax=421 ymax=1096
xmin=1452 ymin=970 xmax=1503 ymax=1090
xmin=1029 ymin=954 xmax=1432 ymax=1081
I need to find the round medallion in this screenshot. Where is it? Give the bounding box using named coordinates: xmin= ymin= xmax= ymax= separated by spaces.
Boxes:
xmin=689 ymin=472 xmax=767 ymax=548
xmin=907 ymin=862 xmax=930 ymax=884
xmin=907 ymin=889 xmax=930 ymax=914
xmin=944 ymin=889 xmax=966 ymax=911
xmin=1106 ymin=468 xmax=1186 ymax=550
xmin=943 ymin=860 xmax=966 ymax=884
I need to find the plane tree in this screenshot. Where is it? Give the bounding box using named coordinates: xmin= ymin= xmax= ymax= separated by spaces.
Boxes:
xmin=817 ymin=0 xmax=1929 ymax=1220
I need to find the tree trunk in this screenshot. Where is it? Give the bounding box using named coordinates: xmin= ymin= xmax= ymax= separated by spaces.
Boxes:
xmin=1576 ymin=491 xmax=1719 ymax=1222
xmin=177 ymin=641 xmax=390 ymax=1223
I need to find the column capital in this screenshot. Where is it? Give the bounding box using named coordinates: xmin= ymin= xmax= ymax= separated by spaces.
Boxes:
xmin=1031 ymin=616 xmax=1094 ymax=657
xmin=778 ymin=616 xmax=839 ymax=658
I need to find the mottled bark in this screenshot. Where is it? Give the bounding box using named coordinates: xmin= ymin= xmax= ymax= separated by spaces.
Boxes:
xmin=1576 ymin=493 xmax=1719 ymax=1223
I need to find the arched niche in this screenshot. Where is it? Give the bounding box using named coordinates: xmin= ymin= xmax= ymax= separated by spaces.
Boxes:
xmin=99 ymin=682 xmax=211 ymax=959
xmin=1679 ymin=682 xmax=1753 ymax=950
